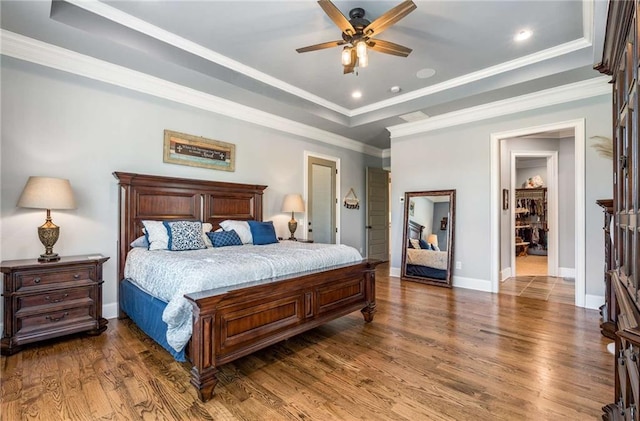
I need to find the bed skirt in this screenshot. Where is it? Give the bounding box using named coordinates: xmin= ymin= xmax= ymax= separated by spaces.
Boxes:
xmin=119 ymin=279 xmax=186 ymax=362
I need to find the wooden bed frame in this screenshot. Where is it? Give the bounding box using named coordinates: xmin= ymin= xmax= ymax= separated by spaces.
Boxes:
xmin=113 ymin=172 xmax=378 ymax=401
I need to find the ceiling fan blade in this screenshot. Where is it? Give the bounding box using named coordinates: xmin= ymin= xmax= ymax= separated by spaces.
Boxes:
xmin=363 ymin=0 xmax=417 ymax=37
xmin=296 ymin=40 xmax=346 ymax=53
xmin=368 ymin=39 xmax=412 ymax=57
xmin=318 ymin=0 xmax=356 ymax=35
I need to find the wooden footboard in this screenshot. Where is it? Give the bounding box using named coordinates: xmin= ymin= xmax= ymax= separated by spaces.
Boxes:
xmin=184 ymin=260 xmax=378 ymax=402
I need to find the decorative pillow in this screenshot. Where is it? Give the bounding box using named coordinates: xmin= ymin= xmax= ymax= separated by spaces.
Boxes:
xmin=247 ymin=220 xmax=279 ymax=245
xmin=163 ymin=220 xmax=207 ymax=251
xmin=142 ymin=220 xmax=170 ymax=250
xmin=432 ymin=244 xmax=441 ymax=252
xmin=408 ymin=239 xmax=414 ymax=248
xmin=219 ymin=220 xmax=253 ymax=244
xmin=130 ymin=235 xmax=149 ymax=248
xmin=419 ymin=239 xmax=431 ymax=250
xmin=409 ymin=239 xmax=421 ymax=249
xmin=202 ymin=222 xmax=213 ymax=248
xmin=207 ymin=230 xmax=243 ymax=247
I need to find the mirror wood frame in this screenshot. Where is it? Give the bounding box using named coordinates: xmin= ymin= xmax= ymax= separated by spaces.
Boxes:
xmin=401 ymin=189 xmax=456 ymax=287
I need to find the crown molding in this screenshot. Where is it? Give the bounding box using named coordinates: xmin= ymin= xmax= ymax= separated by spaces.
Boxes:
xmin=65 ymin=0 xmax=352 ymax=117
xmin=387 ymin=76 xmax=611 ymax=139
xmin=352 ymin=38 xmax=592 ymax=116
xmin=64 ymin=0 xmax=595 ymax=120
xmin=0 ymin=30 xmax=384 ymax=158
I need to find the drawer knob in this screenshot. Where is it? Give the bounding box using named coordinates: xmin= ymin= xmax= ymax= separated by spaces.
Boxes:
xmin=45 ymin=312 xmax=69 ymax=322
xmin=33 ymin=278 xmax=41 ymax=284
xmin=73 ymin=274 xmax=80 ymax=279
xmin=45 ymin=293 xmax=68 ymax=303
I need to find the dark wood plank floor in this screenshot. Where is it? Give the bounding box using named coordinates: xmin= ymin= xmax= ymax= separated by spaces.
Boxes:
xmin=1 ymin=266 xmax=613 ymax=420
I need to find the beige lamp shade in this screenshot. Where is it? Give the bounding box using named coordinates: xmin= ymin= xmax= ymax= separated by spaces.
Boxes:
xmin=281 ymin=194 xmax=305 ymax=213
xmin=17 ymin=176 xmax=77 ymax=210
xmin=18 ymin=176 xmax=77 ymax=262
xmin=427 ymin=234 xmax=438 ymax=247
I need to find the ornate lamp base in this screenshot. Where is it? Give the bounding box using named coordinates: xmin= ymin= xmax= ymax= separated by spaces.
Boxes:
xmin=288 ymin=217 xmax=298 ymax=241
xmin=37 ymin=210 xmax=61 ymax=262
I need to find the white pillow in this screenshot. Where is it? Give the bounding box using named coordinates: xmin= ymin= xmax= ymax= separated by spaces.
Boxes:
xmin=142 ymin=220 xmax=169 ymax=250
xmin=219 ymin=220 xmax=253 ymax=244
xmin=202 ymin=222 xmax=213 ymax=248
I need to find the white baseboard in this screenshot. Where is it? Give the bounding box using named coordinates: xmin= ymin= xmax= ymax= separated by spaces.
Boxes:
xmin=584 ymin=294 xmax=604 ymax=310
xmin=103 ymin=302 xmax=119 ymax=320
xmin=559 ymin=267 xmax=576 ymax=278
xmin=389 ymin=266 xmax=401 ymax=278
xmin=500 ymin=267 xmax=512 ymax=282
xmin=452 ymin=276 xmax=493 ymax=292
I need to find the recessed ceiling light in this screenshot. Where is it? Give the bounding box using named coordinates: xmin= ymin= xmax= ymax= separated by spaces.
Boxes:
xmin=352 ymin=91 xmax=362 ymax=99
xmin=416 ymin=68 xmax=436 ymax=79
xmin=515 ymin=29 xmax=532 ymax=42
xmin=389 ymin=86 xmax=401 ymax=94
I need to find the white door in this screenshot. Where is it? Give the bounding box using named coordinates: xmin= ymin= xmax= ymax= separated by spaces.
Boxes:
xmin=307 ymin=156 xmax=336 ymax=244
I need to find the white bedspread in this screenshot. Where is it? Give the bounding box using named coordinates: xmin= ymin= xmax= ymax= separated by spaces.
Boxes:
xmin=406 ymin=248 xmax=448 ymax=270
xmin=124 ymin=242 xmax=362 ymax=352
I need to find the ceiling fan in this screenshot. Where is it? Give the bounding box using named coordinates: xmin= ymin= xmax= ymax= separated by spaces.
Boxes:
xmin=296 ymin=0 xmax=417 ymax=74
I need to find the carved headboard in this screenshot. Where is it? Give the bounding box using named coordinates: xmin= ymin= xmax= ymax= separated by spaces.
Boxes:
xmin=408 ymin=220 xmax=425 ymax=241
xmin=113 ymin=172 xmax=267 ymax=281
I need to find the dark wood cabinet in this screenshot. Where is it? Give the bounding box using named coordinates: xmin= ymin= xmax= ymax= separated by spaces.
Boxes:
xmin=597 ymin=199 xmax=616 ymax=341
xmin=596 ymin=1 xmax=640 ymax=419
xmin=1 ymin=254 xmax=109 ymax=355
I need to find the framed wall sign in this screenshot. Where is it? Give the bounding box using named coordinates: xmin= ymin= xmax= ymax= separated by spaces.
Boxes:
xmin=163 ymin=130 xmax=235 ymax=172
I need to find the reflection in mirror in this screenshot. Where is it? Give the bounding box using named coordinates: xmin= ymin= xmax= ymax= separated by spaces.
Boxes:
xmin=401 ymin=190 xmax=455 ymax=287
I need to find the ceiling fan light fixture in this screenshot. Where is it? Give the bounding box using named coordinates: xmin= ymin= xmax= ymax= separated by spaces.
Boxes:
xmin=356 ymin=40 xmax=367 ymax=58
xmin=358 ymin=53 xmax=369 ymax=68
xmin=342 ymin=47 xmax=352 ymax=65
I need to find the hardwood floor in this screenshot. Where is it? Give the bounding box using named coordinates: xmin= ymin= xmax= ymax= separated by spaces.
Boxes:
xmin=1 ymin=265 xmax=613 ymax=420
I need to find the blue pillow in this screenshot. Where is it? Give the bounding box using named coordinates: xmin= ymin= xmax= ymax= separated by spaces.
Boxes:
xmin=163 ymin=220 xmax=207 ymax=251
xmin=419 ymin=239 xmax=431 ymax=250
xmin=207 ymin=230 xmax=243 ymax=247
xmin=247 ymin=220 xmax=279 ymax=245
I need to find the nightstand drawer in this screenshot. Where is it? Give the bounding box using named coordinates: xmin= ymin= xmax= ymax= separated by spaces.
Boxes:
xmin=17 ymin=306 xmax=94 ymax=335
xmin=17 ymin=267 xmax=94 ymax=290
xmin=17 ymin=287 xmax=93 ymax=312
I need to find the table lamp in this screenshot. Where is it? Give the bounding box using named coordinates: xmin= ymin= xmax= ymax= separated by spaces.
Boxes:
xmin=17 ymin=176 xmax=77 ymax=262
xmin=281 ymin=194 xmax=305 ymax=241
xmin=427 ymin=234 xmax=438 ymax=248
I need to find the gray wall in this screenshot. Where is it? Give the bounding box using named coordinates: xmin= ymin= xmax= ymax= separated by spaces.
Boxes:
xmin=0 ymin=57 xmax=382 ymax=317
xmin=433 ymin=202 xmax=449 ymax=251
xmin=390 ymin=94 xmax=612 ymax=299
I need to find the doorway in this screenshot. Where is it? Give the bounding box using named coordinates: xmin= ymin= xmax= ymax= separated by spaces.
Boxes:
xmin=305 ymin=153 xmax=339 ymax=244
xmin=511 ymin=151 xmax=557 ymax=278
xmin=490 ymin=119 xmax=584 ymax=306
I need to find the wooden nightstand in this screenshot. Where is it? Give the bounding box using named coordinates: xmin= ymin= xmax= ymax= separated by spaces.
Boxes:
xmin=278 ymin=237 xmax=314 ymax=243
xmin=1 ymin=254 xmax=109 ymax=355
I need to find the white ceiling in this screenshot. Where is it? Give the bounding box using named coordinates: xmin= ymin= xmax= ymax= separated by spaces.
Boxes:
xmin=0 ymin=1 xmax=609 ymax=151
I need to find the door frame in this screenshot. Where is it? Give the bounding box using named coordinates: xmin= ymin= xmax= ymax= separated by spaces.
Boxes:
xmin=304 ymin=151 xmax=341 ymax=244
xmin=510 ymin=150 xmax=559 ymax=277
xmin=490 ymin=118 xmax=585 ymax=307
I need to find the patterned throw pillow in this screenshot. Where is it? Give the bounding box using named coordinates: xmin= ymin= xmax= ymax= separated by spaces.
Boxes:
xmin=207 ymin=230 xmax=243 ymax=247
xmin=163 ymin=221 xmax=207 ymax=251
